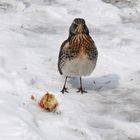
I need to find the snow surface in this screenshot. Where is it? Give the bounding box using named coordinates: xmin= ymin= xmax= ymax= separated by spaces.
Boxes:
xmin=0 ymin=0 xmax=140 ymax=140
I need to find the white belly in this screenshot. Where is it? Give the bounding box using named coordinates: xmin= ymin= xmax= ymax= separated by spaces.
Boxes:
xmin=62 ymin=56 xmax=96 ymax=77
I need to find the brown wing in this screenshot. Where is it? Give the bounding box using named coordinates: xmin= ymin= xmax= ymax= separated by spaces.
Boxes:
xmin=58 ymin=39 xmax=69 ymax=75
xmin=85 ymin=40 xmax=98 ymax=61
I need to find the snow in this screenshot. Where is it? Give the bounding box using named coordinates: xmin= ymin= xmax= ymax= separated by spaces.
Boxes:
xmin=0 ymin=0 xmax=140 ymax=140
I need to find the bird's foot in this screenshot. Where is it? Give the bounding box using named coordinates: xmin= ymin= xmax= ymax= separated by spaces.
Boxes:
xmin=77 ymin=87 xmax=87 ymax=94
xmin=61 ymin=87 xmax=68 ymax=94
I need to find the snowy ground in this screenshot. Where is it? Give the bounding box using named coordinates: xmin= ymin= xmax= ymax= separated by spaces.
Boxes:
xmin=0 ymin=0 xmax=140 ymax=140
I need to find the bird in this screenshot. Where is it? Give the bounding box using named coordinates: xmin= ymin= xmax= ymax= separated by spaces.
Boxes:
xmin=58 ymin=18 xmax=98 ymax=94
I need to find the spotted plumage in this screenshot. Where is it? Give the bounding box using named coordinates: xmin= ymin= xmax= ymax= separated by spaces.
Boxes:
xmin=58 ymin=18 xmax=98 ymax=93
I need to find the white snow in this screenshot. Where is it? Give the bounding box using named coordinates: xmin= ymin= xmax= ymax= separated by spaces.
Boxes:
xmin=0 ymin=0 xmax=140 ymax=140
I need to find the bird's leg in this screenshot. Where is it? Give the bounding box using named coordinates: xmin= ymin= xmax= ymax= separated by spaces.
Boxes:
xmin=77 ymin=77 xmax=87 ymax=94
xmin=61 ymin=76 xmax=68 ymax=94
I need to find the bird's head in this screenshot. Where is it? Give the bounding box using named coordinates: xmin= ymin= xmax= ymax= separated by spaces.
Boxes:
xmin=69 ymin=18 xmax=89 ymax=37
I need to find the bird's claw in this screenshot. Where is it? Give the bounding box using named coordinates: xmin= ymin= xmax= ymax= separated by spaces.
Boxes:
xmin=77 ymin=87 xmax=87 ymax=94
xmin=61 ymin=87 xmax=68 ymax=94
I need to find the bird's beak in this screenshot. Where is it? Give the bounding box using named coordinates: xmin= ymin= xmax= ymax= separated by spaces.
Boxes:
xmin=77 ymin=23 xmax=84 ymax=33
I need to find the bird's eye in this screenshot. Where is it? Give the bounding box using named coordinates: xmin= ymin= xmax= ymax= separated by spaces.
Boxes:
xmin=73 ymin=23 xmax=78 ymax=28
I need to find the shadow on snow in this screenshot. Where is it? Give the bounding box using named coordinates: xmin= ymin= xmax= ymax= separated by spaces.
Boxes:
xmin=68 ymin=73 xmax=120 ymax=92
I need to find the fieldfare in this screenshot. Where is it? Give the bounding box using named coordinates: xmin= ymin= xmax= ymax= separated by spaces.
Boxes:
xmin=58 ymin=18 xmax=98 ymax=94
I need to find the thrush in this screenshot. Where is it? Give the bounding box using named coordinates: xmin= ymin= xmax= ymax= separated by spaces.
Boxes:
xmin=58 ymin=18 xmax=98 ymax=94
